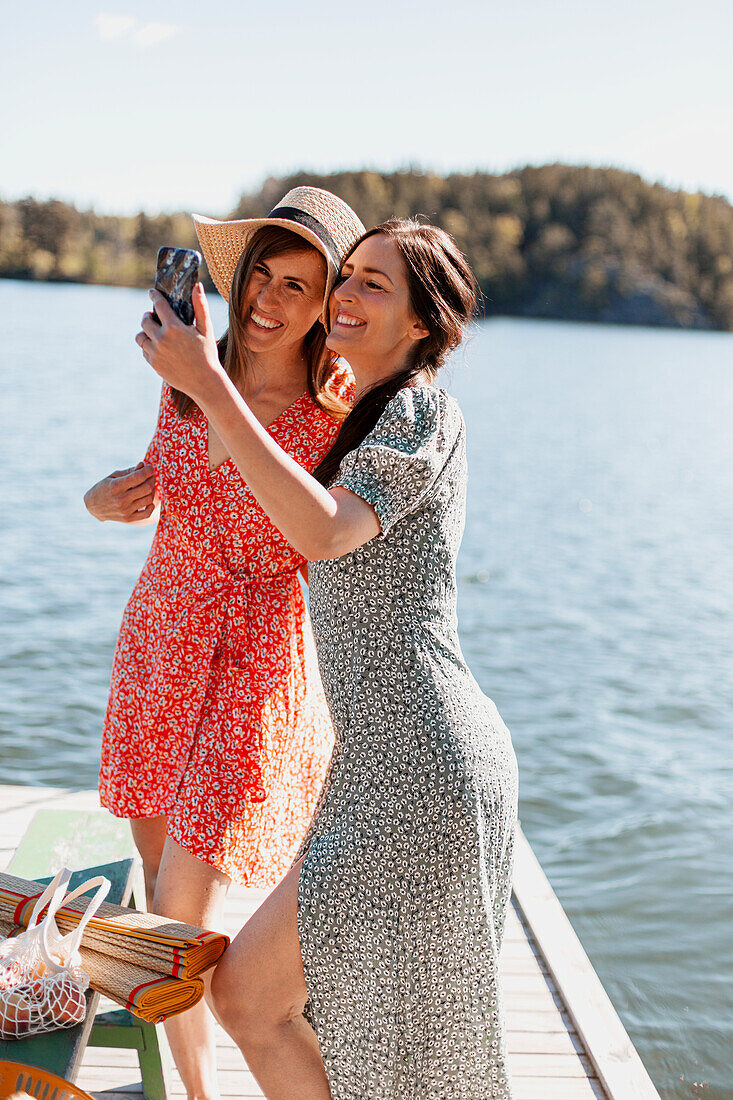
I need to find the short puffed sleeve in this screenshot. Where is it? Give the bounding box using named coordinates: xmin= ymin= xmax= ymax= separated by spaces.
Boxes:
xmin=143 ymin=384 xmax=168 ymax=468
xmin=333 ymin=386 xmax=463 ymax=536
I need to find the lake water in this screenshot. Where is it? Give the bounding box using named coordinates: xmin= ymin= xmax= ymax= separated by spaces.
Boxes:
xmin=1 ymin=279 xmax=731 ymax=1098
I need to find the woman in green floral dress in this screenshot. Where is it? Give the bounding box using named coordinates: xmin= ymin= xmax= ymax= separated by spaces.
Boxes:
xmin=137 ymin=218 xmax=519 ymax=1100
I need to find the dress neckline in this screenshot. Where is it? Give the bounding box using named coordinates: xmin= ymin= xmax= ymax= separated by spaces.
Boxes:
xmin=205 ymin=389 xmax=311 ymax=475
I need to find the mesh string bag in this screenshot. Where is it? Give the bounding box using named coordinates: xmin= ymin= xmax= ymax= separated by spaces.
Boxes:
xmin=0 ymin=869 xmax=109 ymax=1040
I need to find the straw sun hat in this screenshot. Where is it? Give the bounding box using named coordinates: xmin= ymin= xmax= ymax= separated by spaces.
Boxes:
xmin=192 ymin=186 xmax=366 ymax=319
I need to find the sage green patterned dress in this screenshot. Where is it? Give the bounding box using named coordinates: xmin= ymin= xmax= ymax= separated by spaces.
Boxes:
xmin=298 ymin=385 xmax=518 ymax=1100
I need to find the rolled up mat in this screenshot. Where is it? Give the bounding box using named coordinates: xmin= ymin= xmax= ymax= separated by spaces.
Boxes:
xmin=0 ymin=920 xmax=204 ymax=1024
xmin=80 ymin=946 xmax=205 ymax=1023
xmin=0 ymin=873 xmax=228 ymax=979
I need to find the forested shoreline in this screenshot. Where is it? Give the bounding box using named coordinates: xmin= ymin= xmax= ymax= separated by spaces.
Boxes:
xmin=2 ymin=164 xmax=732 ymax=330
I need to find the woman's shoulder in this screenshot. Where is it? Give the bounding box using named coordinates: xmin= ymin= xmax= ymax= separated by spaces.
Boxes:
xmin=373 ymin=384 xmax=464 ymax=449
xmin=333 ymin=382 xmax=464 ymax=533
xmin=304 ymin=362 xmax=355 ymax=429
xmin=325 ymin=361 xmax=356 ymax=405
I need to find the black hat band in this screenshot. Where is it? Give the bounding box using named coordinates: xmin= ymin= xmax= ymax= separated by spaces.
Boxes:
xmin=267 ymin=206 xmax=341 ymax=269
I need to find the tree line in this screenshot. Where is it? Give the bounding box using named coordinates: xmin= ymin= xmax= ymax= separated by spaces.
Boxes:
xmin=2 ymin=164 xmax=732 ymax=330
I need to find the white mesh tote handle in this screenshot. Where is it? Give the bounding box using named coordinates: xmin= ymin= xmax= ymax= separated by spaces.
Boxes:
xmin=19 ymin=868 xmax=75 ymax=977
xmin=25 ymin=868 xmax=72 ymax=932
xmin=34 ymin=869 xmax=78 ymax=976
xmin=39 ymin=875 xmax=111 ymax=972
xmin=53 ymin=876 xmax=110 ymax=957
xmin=0 ymin=868 xmax=100 ymax=1039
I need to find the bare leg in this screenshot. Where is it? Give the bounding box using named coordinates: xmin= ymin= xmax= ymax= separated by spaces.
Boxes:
xmin=211 ymin=856 xmax=330 ymax=1100
xmin=151 ymin=837 xmax=230 ymax=1100
xmin=129 ymin=821 xmax=230 ymax=1100
xmin=129 ymin=815 xmax=168 ymax=909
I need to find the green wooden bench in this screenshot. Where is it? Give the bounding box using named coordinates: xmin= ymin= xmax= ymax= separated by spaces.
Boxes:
xmin=0 ymin=809 xmax=172 ymax=1099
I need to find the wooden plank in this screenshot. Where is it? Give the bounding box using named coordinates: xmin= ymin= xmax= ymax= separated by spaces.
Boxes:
xmin=504 ymin=984 xmax=566 ymax=1013
xmin=503 ymin=972 xmax=565 ymax=995
xmin=508 ymin=1051 xmax=593 ymax=1076
xmin=513 ymin=826 xmax=661 ymax=1099
xmin=0 ymin=786 xmax=100 ymax=816
xmin=81 ymin=1069 xmax=263 ymax=1098
xmin=508 ymin=1029 xmax=585 ymax=1055
xmin=206 ymin=1043 xmax=589 ymax=1078
xmin=500 ymin=938 xmax=542 ymax=959
xmin=512 ymin=1078 xmax=606 ymax=1100
xmin=90 ymin=1093 xmax=142 ymax=1099
xmin=505 ymin=1008 xmax=576 ymax=1032
xmin=79 ymin=1047 xmax=143 ymax=1071
xmin=500 ymin=956 xmax=551 ymax=975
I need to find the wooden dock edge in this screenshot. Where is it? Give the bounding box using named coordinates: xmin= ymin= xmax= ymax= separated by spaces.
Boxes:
xmin=512 ymin=825 xmax=662 ymax=1100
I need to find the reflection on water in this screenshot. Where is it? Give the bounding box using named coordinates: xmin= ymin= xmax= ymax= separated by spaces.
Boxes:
xmin=1 ymin=280 xmax=732 ymax=1097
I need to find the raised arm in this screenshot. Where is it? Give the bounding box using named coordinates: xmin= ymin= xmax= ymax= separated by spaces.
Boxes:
xmin=196 ymin=368 xmax=377 ymax=559
xmin=137 ymin=288 xmax=379 ymax=560
xmin=84 ymin=461 xmax=159 ymax=525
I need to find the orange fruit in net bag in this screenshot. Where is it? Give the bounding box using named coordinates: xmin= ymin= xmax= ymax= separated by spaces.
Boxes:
xmin=32 ymin=974 xmax=86 ymax=1028
xmin=0 ymin=987 xmax=37 ymax=1039
xmin=53 ymin=976 xmax=86 ymax=1026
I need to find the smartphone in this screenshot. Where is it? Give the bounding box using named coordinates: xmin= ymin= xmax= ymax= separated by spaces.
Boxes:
xmin=153 ymin=246 xmax=202 ymax=325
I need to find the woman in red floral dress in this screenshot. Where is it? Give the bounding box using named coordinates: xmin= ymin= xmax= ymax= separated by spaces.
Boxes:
xmin=84 ymin=187 xmax=364 ymax=1100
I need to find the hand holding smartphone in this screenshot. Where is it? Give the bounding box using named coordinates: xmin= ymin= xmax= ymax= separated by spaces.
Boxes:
xmin=152 ymin=246 xmax=202 ymax=325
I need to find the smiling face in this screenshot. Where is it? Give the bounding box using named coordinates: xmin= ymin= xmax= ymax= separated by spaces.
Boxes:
xmin=326 ymin=234 xmax=428 ymax=379
xmin=240 ymin=246 xmax=327 ymax=356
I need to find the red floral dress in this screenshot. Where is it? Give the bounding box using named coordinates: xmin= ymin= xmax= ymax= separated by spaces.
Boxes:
xmin=99 ymin=377 xmax=348 ymax=886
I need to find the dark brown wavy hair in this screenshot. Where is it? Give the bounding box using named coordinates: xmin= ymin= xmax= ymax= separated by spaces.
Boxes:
xmin=172 ymin=225 xmax=348 ymax=420
xmin=313 ymin=218 xmax=478 ymax=486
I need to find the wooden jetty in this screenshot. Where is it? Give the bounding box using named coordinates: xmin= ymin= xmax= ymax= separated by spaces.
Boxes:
xmin=0 ymin=784 xmax=661 ymax=1099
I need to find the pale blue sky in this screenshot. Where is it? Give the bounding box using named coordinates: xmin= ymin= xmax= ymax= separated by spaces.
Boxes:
xmin=5 ymin=0 xmax=733 ymax=215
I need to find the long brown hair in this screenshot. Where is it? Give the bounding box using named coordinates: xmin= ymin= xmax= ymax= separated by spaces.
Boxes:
xmin=313 ymin=218 xmax=478 ymax=486
xmin=172 ymin=225 xmax=348 ymax=419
